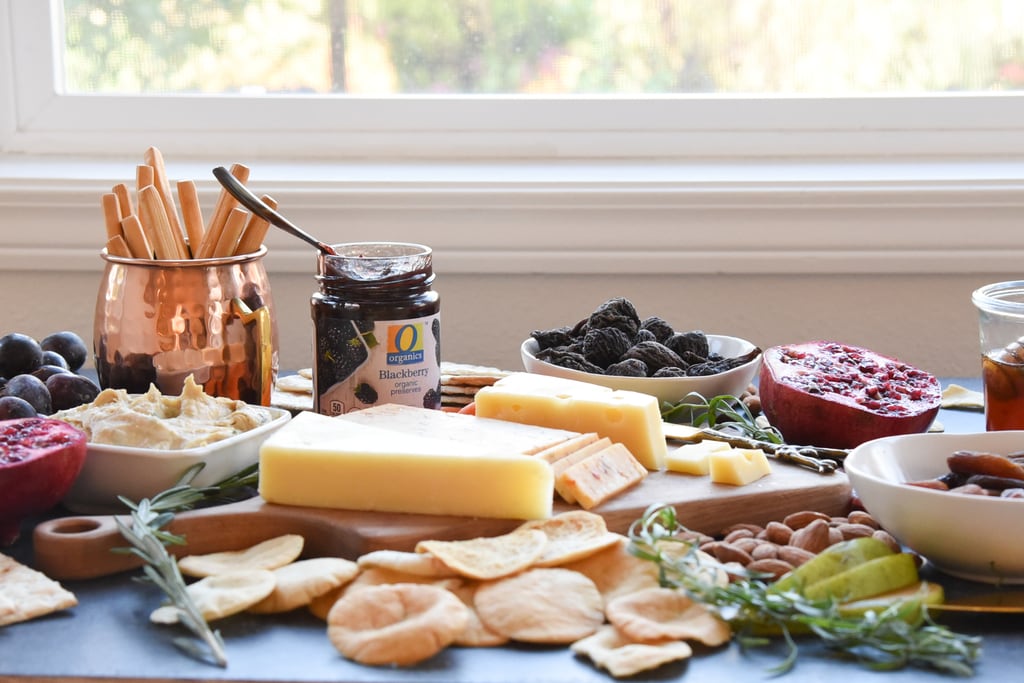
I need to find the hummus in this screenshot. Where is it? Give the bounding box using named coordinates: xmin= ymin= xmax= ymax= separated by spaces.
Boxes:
xmin=53 ymin=376 xmax=273 ymax=450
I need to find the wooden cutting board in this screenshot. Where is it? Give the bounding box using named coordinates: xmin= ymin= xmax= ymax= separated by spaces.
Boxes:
xmin=33 ymin=463 xmax=850 ymax=581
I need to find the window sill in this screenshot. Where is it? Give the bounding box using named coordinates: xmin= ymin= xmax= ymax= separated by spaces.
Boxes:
xmin=1 ymin=154 xmax=1023 ymax=275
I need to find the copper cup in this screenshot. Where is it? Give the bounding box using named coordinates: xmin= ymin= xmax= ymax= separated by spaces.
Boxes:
xmin=93 ymin=246 xmax=279 ymax=405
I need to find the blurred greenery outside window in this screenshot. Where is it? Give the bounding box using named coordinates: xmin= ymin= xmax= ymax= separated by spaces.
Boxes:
xmin=62 ymin=0 xmax=1024 ymax=97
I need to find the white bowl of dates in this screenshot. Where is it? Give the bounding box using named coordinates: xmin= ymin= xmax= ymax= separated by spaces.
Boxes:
xmin=845 ymin=430 xmax=1024 ymax=584
xmin=521 ymin=298 xmax=761 ymax=405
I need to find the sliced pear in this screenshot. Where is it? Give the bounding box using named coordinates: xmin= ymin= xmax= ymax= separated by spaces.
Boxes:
xmin=838 ymin=580 xmax=944 ymax=625
xmin=770 ymin=536 xmax=894 ymax=595
xmin=803 ymin=552 xmax=920 ymax=603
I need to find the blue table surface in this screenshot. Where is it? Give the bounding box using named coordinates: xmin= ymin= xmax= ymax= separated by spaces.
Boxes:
xmin=2 ymin=377 xmax=1020 ymax=683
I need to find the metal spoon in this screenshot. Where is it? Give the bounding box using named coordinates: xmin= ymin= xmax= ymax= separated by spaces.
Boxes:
xmin=212 ymin=166 xmax=337 ymax=255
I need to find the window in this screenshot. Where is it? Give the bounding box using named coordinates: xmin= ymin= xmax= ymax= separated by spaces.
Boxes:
xmin=5 ymin=0 xmax=1024 ymax=159
xmin=3 ymin=1 xmax=1024 ymax=279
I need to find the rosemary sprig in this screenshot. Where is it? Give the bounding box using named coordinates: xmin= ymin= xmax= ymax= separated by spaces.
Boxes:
xmin=662 ymin=392 xmax=846 ymax=473
xmin=663 ymin=392 xmax=784 ymax=443
xmin=627 ymin=504 xmax=982 ymax=676
xmin=113 ymin=463 xmax=260 ymax=667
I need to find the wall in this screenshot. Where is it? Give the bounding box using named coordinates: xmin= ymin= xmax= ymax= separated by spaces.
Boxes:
xmin=1 ymin=267 xmax=998 ymax=379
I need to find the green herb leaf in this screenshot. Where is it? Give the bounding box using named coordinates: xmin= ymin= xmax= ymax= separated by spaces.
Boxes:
xmin=627 ymin=504 xmax=982 ymax=676
xmin=112 ymin=462 xmax=261 ymax=668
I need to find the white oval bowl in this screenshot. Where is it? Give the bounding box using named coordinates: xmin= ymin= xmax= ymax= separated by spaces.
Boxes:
xmin=845 ymin=430 xmax=1024 ymax=584
xmin=62 ymin=406 xmax=291 ymax=514
xmin=521 ymin=334 xmax=761 ymax=405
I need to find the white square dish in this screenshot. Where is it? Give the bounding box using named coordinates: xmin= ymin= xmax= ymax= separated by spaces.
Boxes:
xmin=61 ymin=406 xmax=291 ymax=514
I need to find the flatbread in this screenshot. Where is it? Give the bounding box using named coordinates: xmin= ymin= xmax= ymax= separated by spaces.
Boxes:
xmin=474 ymin=567 xmax=604 ymax=644
xmin=0 ymin=553 xmax=77 ymax=626
xmin=571 ymin=624 xmax=694 ymax=678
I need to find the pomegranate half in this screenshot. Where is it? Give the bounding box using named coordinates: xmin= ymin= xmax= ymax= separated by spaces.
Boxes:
xmin=0 ymin=417 xmax=87 ymax=545
xmin=758 ymin=341 xmax=942 ymax=450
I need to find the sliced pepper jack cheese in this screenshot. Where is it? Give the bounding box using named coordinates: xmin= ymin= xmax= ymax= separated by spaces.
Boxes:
xmin=665 ymin=440 xmax=733 ymax=476
xmin=258 ymin=411 xmax=554 ymax=520
xmin=707 ymin=447 xmax=772 ymax=486
xmin=473 ymin=373 xmax=667 ymax=471
xmin=556 ymin=442 xmax=649 ymax=509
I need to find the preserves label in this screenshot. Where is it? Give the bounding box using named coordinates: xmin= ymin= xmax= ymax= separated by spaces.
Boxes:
xmin=315 ymin=314 xmax=441 ymax=415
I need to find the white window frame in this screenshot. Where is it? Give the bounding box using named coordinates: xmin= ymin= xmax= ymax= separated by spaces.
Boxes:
xmin=3 ymin=0 xmax=1024 ymax=276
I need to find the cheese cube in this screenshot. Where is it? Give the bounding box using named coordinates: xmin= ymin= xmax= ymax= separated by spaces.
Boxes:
xmin=474 ymin=373 xmax=667 ymax=471
xmin=259 ymin=411 xmax=554 ymax=520
xmin=708 ymin=448 xmax=772 ymax=486
xmin=665 ymin=441 xmax=733 ymax=476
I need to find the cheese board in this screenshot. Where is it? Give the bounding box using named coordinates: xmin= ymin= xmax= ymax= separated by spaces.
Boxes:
xmin=32 ymin=462 xmax=850 ymax=581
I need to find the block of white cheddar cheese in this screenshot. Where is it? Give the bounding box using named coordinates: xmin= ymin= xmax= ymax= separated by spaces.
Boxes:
xmin=665 ymin=441 xmax=733 ymax=476
xmin=258 ymin=411 xmax=554 ymax=520
xmin=337 ymin=403 xmax=583 ymax=455
xmin=708 ymin=447 xmax=772 ymax=486
xmin=473 ymin=373 xmax=667 ymax=471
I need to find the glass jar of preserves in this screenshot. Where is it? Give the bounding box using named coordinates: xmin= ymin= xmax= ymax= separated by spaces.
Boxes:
xmin=311 ymin=242 xmax=440 ymax=415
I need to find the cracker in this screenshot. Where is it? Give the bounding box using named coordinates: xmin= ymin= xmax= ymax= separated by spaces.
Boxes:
xmin=571 ymin=624 xmax=693 ymax=678
xmin=605 ymin=586 xmax=731 ymax=646
xmin=150 ymin=569 xmax=276 ymax=623
xmin=327 ymin=583 xmax=470 ymax=666
xmin=177 ymin=534 xmax=304 ymax=578
xmin=275 ymin=374 xmax=313 ymax=394
xmin=416 ymin=528 xmax=547 ymax=580
xmin=0 ymin=553 xmax=77 ymax=627
xmin=474 ymin=567 xmax=604 ymax=644
xmin=357 ymin=549 xmax=460 ymax=578
xmin=517 ymin=510 xmax=622 ymax=567
xmin=248 ymin=557 xmax=359 ymax=614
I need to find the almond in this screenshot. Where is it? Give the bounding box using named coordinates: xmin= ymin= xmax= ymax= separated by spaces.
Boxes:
xmin=872 ymin=529 xmax=901 ymax=553
xmin=724 ymin=528 xmax=755 ymax=544
xmin=827 ymin=526 xmax=844 ymax=546
xmin=782 ymin=510 xmax=831 ymax=530
xmin=721 ymin=523 xmax=763 ymax=537
xmin=776 ymin=545 xmax=815 ymax=567
xmin=712 ymin=542 xmax=753 ymax=566
xmin=848 ymin=510 xmax=879 ymax=529
xmin=747 ymin=558 xmax=794 ymax=582
xmin=764 ymin=521 xmax=793 ymax=545
xmin=750 ymin=543 xmax=779 ymax=562
xmin=788 ymin=519 xmax=830 ymax=554
xmin=836 ymin=523 xmax=876 ymax=540
xmin=732 ymin=537 xmax=762 ymax=554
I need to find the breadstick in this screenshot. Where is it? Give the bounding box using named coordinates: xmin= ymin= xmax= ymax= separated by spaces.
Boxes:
xmin=234 ymin=194 xmax=276 ymax=255
xmin=136 ymin=164 xmax=154 ymax=193
xmin=105 ymin=234 xmax=132 ymax=258
xmin=176 ymin=179 xmax=205 ymax=258
xmin=212 ymin=207 xmax=249 ymax=257
xmin=112 ymin=183 xmax=134 ymax=220
xmin=101 ymin=193 xmax=123 ymax=241
xmin=138 ymin=185 xmax=180 ymax=260
xmin=144 ymin=146 xmax=188 ymax=259
xmin=120 ymin=214 xmax=154 ymax=259
xmin=195 ymin=163 xmax=250 ymax=259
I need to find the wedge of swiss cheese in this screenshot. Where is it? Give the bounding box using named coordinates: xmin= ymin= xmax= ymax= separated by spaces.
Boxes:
xmin=473 ymin=373 xmax=667 ymax=470
xmin=259 ymin=411 xmax=554 ymax=520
